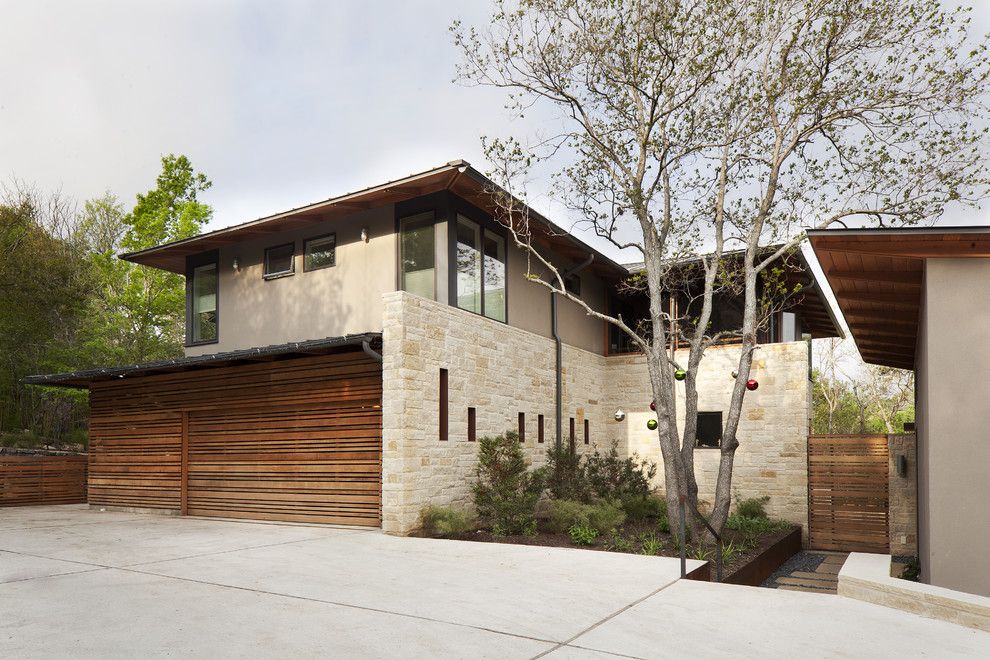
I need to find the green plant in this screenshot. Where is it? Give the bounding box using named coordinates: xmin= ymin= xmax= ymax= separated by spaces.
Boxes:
xmin=569 ymin=524 xmax=599 ymax=545
xmin=901 ymin=557 xmax=921 ymax=582
xmin=543 ymin=443 xmax=590 ymax=502
xmin=725 ymin=513 xmax=789 ymax=545
xmin=547 ymin=499 xmax=591 ymax=533
xmin=719 ymin=540 xmax=746 ymax=564
xmin=639 ymin=531 xmax=664 ymax=556
xmin=603 ymin=529 xmax=634 ymax=553
xmin=420 ymin=505 xmax=475 ymax=538
xmin=620 ymin=494 xmax=666 ymax=522
xmin=587 ymin=500 xmax=626 ymax=533
xmin=583 ymin=443 xmax=657 ymax=500
xmin=472 ymin=431 xmax=545 ymax=535
xmin=734 ymin=496 xmax=771 ymax=520
xmin=689 ymin=545 xmax=714 ymax=561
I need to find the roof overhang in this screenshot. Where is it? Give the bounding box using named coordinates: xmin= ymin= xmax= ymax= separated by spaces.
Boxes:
xmin=809 ymin=226 xmax=990 ymax=370
xmin=120 ymin=159 xmax=629 ymax=279
xmin=22 ymin=334 xmax=381 ymax=389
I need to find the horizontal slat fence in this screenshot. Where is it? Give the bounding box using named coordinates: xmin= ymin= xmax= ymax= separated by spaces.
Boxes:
xmin=808 ymin=434 xmax=889 ymax=552
xmin=0 ymin=455 xmax=88 ymax=507
xmin=88 ymin=350 xmax=382 ymax=526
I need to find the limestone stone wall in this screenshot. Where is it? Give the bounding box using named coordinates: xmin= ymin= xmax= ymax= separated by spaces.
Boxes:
xmin=888 ymin=433 xmax=918 ymax=557
xmin=381 ymin=290 xmax=813 ymax=536
xmin=603 ymin=342 xmax=812 ymax=534
xmin=381 ymin=291 xmax=606 ymax=534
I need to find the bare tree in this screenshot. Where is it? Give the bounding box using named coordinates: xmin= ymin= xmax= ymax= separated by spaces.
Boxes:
xmin=852 ymin=364 xmax=915 ymax=433
xmin=453 ymin=0 xmax=989 ymax=537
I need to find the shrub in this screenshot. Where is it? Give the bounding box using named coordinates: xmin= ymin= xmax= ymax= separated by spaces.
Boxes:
xmin=720 ymin=540 xmax=746 ymax=564
xmin=689 ymin=545 xmax=714 ymax=561
xmin=569 ymin=524 xmax=598 ymax=545
xmin=420 ymin=505 xmax=475 ymax=538
xmin=472 ymin=431 xmax=545 ymax=536
xmin=901 ymin=557 xmax=921 ymax=582
xmin=548 ymin=499 xmax=625 ymax=534
xmin=583 ymin=443 xmax=657 ymax=500
xmin=543 ymin=444 xmax=590 ymax=502
xmin=620 ymin=494 xmax=667 ymax=522
xmin=734 ymin=496 xmax=771 ymax=520
xmin=725 ymin=513 xmax=788 ymax=543
xmin=547 ymin=499 xmax=591 ymax=533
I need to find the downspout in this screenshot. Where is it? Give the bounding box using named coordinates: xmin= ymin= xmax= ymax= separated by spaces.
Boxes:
xmin=362 ymin=339 xmax=383 ymax=363
xmin=552 ymin=254 xmax=595 ymax=450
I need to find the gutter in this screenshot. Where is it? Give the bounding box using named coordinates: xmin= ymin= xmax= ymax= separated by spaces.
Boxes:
xmin=552 ymin=254 xmax=595 ymax=450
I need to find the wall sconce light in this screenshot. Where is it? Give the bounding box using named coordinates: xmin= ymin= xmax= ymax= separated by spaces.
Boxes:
xmin=361 ymin=227 xmax=368 ymax=243
xmin=232 ymin=257 xmax=240 ymax=272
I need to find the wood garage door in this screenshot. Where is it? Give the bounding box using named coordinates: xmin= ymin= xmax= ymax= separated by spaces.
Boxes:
xmin=808 ymin=434 xmax=889 ymax=552
xmin=186 ymin=402 xmax=381 ymax=525
xmin=88 ymin=350 xmax=382 ymax=526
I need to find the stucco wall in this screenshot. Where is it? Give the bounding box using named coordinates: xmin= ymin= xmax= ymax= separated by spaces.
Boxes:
xmin=382 ymin=290 xmax=812 ymax=536
xmin=186 ymin=205 xmax=397 ymax=356
xmin=916 ymin=258 xmax=990 ymax=597
xmin=381 ymin=291 xmax=605 ymax=534
xmin=604 ymin=342 xmax=812 ymax=534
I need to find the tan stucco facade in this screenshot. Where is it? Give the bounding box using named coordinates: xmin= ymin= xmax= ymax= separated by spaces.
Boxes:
xmin=914 ymin=258 xmax=990 ymax=597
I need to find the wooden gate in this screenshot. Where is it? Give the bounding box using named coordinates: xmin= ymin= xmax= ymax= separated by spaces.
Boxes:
xmin=808 ymin=434 xmax=889 ymax=552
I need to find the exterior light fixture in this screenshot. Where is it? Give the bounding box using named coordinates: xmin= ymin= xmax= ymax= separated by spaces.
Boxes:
xmin=361 ymin=227 xmax=368 ymax=243
xmin=613 ymin=409 xmax=626 ymax=422
xmin=232 ymin=257 xmax=240 ymax=272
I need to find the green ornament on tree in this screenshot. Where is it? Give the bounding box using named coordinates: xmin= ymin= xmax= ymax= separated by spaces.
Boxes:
xmin=647 ymin=419 xmax=658 ymax=430
xmin=674 ymin=369 xmax=686 ymax=381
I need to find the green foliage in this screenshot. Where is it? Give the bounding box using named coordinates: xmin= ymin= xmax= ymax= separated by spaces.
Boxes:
xmin=420 ymin=505 xmax=475 ymax=538
xmin=720 ymin=540 xmax=747 ymax=564
xmin=689 ymin=545 xmax=713 ymax=562
xmin=638 ymin=531 xmax=664 ymax=556
xmin=603 ymin=529 xmax=634 ymax=553
xmin=547 ymin=498 xmax=625 ymax=534
xmin=568 ymin=524 xmax=598 ymax=545
xmin=620 ymin=494 xmax=666 ymax=522
xmin=901 ymin=557 xmax=921 ymax=582
xmin=473 ymin=431 xmax=545 ymax=536
xmin=543 ymin=443 xmax=590 ymax=502
xmin=734 ymin=496 xmax=770 ymax=520
xmin=583 ymin=443 xmax=657 ymax=500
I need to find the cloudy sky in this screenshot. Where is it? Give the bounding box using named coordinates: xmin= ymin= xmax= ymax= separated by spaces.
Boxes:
xmin=2 ymin=0 xmax=988 ymax=267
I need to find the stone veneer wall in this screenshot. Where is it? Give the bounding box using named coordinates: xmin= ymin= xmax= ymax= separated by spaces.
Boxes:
xmin=381 ymin=290 xmax=813 ymax=537
xmin=381 ymin=291 xmax=606 ymax=534
xmin=604 ymin=341 xmax=812 ymax=535
xmin=888 ymin=433 xmax=918 ymax=557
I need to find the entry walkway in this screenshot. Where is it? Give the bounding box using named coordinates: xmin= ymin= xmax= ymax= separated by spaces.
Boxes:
xmin=762 ymin=550 xmax=849 ymax=594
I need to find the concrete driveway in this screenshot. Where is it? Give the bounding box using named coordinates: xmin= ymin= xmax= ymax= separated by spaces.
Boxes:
xmin=1 ymin=505 xmax=987 ymax=658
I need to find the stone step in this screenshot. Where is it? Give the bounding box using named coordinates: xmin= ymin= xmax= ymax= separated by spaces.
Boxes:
xmin=777 ymin=585 xmax=834 ymax=594
xmin=776 ymin=577 xmax=836 ymax=590
xmin=815 ymin=563 xmax=842 ymax=575
xmin=790 ymin=571 xmax=838 ymax=582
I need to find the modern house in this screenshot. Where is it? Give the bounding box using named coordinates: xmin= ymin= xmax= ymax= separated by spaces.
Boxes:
xmin=810 ymin=227 xmax=990 ymax=598
xmin=26 ymin=161 xmax=839 ymax=535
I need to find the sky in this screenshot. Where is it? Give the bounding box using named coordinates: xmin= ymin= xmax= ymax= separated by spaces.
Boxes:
xmin=2 ymin=0 xmax=988 ymax=312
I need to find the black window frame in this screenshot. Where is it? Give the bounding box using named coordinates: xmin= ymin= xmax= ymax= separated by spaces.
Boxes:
xmin=448 ymin=196 xmax=508 ymax=324
xmin=696 ymin=411 xmax=723 ymax=449
xmin=263 ymin=242 xmax=296 ymax=280
xmin=564 ymin=273 xmax=582 ymax=297
xmin=185 ymin=250 xmax=220 ymax=347
xmin=303 ymin=233 xmax=336 ymax=272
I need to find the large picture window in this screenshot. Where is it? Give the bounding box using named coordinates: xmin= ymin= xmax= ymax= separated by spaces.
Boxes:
xmin=400 ymin=212 xmax=436 ymax=300
xmin=456 ymin=214 xmax=506 ymax=321
xmin=191 ymin=262 xmax=218 ymax=344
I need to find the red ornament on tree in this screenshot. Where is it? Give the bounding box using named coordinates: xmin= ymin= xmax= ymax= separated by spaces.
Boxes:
xmin=746 ymin=379 xmax=759 ymax=391
xmin=650 ymin=400 xmax=656 ymax=411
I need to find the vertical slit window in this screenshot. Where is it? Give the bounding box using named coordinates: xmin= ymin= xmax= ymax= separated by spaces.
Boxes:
xmin=518 ymin=412 xmax=525 ymax=442
xmin=439 ymin=368 xmax=448 ymax=441
xmin=467 ymin=407 xmax=476 ymax=442
xmin=538 ymin=414 xmax=544 ymax=443
xmin=584 ymin=419 xmax=589 ymax=445
xmin=400 ymin=212 xmax=436 ymax=300
xmin=569 ymin=417 xmax=575 ymax=451
xmin=191 ymin=263 xmax=217 ymax=343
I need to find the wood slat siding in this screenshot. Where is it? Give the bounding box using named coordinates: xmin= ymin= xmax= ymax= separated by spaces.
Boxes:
xmin=88 ymin=351 xmax=382 ymax=526
xmin=0 ymin=455 xmax=88 ymax=507
xmin=808 ymin=434 xmax=889 ymax=553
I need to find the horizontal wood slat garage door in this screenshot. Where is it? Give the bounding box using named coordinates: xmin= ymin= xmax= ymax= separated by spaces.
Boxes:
xmin=808 ymin=434 xmax=889 ymax=552
xmin=88 ymin=350 xmax=382 ymax=526
xmin=0 ymin=455 xmax=88 ymax=507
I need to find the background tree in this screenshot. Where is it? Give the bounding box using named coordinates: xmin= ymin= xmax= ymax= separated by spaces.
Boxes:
xmin=454 ymin=0 xmax=989 ymax=538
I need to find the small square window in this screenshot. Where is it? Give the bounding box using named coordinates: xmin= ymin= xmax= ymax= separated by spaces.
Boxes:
xmin=696 ymin=412 xmax=722 ymax=448
xmin=304 ymin=234 xmax=336 ymax=272
xmin=264 ymin=243 xmax=295 ymax=279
